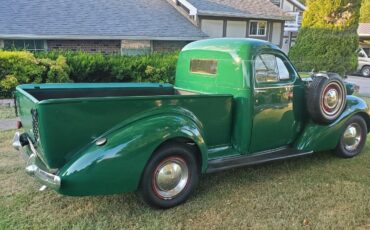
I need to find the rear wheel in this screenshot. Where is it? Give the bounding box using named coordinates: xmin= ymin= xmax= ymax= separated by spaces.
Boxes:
xmin=335 ymin=115 xmax=367 ymax=158
xmin=361 ymin=66 xmax=370 ymax=77
xmin=138 ymin=143 xmax=199 ymax=209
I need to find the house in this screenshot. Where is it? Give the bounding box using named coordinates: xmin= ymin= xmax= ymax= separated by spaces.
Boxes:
xmin=358 ymin=23 xmax=370 ymax=42
xmin=0 ymin=0 xmax=291 ymax=54
xmin=0 ymin=0 xmax=207 ymax=54
xmin=270 ymin=0 xmax=306 ymax=53
xmin=170 ymin=0 xmax=291 ymax=47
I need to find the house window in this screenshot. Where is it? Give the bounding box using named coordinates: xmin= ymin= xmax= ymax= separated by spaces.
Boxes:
xmin=121 ymin=40 xmax=151 ymax=56
xmin=4 ymin=40 xmax=46 ymax=51
xmin=249 ymin=21 xmax=267 ymax=36
xmin=190 ymin=59 xmax=218 ymax=75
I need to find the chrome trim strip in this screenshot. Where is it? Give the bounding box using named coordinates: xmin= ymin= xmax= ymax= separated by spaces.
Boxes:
xmin=254 ymin=85 xmax=295 ymax=90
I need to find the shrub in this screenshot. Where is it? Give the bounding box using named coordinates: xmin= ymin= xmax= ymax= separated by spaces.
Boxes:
xmin=360 ymin=0 xmax=370 ymax=23
xmin=289 ymin=0 xmax=362 ymax=76
xmin=109 ymin=52 xmax=178 ymax=83
xmin=0 ymin=51 xmax=71 ymax=96
xmin=37 ymin=51 xmax=179 ymax=83
xmin=289 ymin=28 xmax=358 ymax=75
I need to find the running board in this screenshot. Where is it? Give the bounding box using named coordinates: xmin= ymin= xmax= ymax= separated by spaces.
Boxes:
xmin=206 ymin=148 xmax=313 ymax=173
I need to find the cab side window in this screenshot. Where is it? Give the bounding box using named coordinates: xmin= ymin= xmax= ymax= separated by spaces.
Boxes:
xmin=255 ymin=54 xmax=290 ymax=83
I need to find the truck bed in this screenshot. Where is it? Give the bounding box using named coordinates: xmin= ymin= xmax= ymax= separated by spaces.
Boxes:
xmin=15 ymin=83 xmax=233 ymax=169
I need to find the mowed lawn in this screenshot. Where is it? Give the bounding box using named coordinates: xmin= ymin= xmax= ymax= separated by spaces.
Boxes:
xmin=0 ymin=98 xmax=370 ymax=229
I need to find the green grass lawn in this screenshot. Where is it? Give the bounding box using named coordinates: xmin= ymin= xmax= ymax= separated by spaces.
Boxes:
xmin=1 ymin=98 xmax=370 ymax=229
xmin=0 ymin=105 xmax=15 ymax=119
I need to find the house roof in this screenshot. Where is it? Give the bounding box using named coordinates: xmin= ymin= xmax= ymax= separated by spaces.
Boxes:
xmin=0 ymin=0 xmax=207 ymax=40
xmin=185 ymin=0 xmax=292 ymax=21
xmin=286 ymin=0 xmax=306 ymax=11
xmin=358 ymin=23 xmax=370 ymax=38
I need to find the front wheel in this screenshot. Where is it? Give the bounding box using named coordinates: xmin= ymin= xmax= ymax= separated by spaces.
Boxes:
xmin=335 ymin=115 xmax=368 ymax=158
xmin=361 ymin=66 xmax=370 ymax=77
xmin=138 ymin=143 xmax=199 ymax=209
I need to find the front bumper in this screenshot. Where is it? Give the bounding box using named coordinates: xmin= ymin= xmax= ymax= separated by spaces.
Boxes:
xmin=12 ymin=132 xmax=61 ymax=190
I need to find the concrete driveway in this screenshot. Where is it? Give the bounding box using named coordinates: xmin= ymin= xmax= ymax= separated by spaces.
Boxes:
xmin=346 ymin=75 xmax=370 ymax=96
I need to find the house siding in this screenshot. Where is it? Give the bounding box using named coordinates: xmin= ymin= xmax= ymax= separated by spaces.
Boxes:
xmin=198 ymin=16 xmax=284 ymax=47
xmin=47 ymin=40 xmax=121 ymax=54
xmin=152 ymin=40 xmax=190 ymax=52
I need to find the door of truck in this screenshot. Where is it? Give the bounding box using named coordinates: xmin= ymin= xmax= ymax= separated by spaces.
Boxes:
xmin=249 ymin=52 xmax=300 ymax=153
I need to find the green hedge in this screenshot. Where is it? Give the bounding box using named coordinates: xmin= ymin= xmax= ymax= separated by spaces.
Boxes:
xmin=289 ymin=28 xmax=358 ymax=75
xmin=288 ymin=0 xmax=361 ymax=76
xmin=0 ymin=51 xmax=179 ymax=97
xmin=36 ymin=51 xmax=179 ymax=83
xmin=0 ymin=51 xmax=71 ymax=96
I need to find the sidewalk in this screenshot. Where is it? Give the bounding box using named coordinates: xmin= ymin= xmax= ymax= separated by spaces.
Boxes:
xmin=0 ymin=99 xmax=14 ymax=106
xmin=0 ymin=118 xmax=17 ymax=131
xmin=1 ymin=99 xmax=16 ymax=131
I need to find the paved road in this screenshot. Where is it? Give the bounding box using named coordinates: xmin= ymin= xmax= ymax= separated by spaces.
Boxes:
xmin=346 ymin=75 xmax=370 ymax=96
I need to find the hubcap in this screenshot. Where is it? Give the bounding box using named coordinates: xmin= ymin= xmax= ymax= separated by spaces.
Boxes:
xmin=153 ymin=157 xmax=189 ymax=199
xmin=325 ymin=89 xmax=338 ymax=109
xmin=363 ymin=68 xmax=370 ymax=77
xmin=343 ymin=123 xmax=362 ymax=151
xmin=321 ymin=82 xmax=344 ymax=118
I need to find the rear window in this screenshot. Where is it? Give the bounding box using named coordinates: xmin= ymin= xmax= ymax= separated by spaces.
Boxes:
xmin=190 ymin=59 xmax=218 ymax=75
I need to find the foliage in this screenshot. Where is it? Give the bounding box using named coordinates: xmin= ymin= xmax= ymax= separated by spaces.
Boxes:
xmin=36 ymin=51 xmax=179 ymax=84
xmin=360 ymin=0 xmax=370 ymax=23
xmin=289 ymin=28 xmax=359 ymax=75
xmin=289 ymin=0 xmax=362 ymax=75
xmin=0 ymin=51 xmax=71 ymax=96
xmin=302 ymin=0 xmax=361 ymax=31
xmin=0 ymin=50 xmax=178 ymax=97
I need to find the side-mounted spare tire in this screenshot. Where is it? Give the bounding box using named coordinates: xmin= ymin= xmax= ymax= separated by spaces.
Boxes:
xmin=306 ymin=73 xmax=347 ymax=124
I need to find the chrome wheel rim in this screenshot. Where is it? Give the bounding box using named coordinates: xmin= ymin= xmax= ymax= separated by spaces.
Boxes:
xmin=153 ymin=157 xmax=189 ymax=199
xmin=321 ymin=82 xmax=344 ymax=118
xmin=343 ymin=123 xmax=362 ymax=151
xmin=363 ymin=68 xmax=370 ymax=77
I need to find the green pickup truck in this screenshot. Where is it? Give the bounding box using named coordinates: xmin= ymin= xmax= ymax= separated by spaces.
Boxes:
xmin=13 ymin=38 xmax=370 ymax=208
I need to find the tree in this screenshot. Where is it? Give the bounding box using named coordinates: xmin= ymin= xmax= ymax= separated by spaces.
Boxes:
xmin=289 ymin=0 xmax=362 ymax=75
xmin=360 ymin=0 xmax=370 ymax=23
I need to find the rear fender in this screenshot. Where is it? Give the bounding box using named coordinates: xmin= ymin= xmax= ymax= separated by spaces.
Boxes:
xmin=294 ymin=96 xmax=370 ymax=152
xmin=58 ymin=109 xmax=207 ymax=196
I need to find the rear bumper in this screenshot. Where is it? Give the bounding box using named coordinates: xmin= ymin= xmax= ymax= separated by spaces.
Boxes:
xmin=12 ymin=132 xmax=61 ymax=190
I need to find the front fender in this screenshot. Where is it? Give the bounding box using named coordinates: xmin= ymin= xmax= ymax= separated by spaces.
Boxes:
xmin=294 ymin=95 xmax=370 ymax=152
xmin=58 ymin=111 xmax=207 ymax=196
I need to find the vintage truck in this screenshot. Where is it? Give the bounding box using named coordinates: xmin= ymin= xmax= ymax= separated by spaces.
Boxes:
xmin=13 ymin=38 xmax=370 ymax=208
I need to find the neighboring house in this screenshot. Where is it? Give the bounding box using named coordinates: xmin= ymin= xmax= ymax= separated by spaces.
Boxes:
xmin=270 ymin=0 xmax=306 ymax=53
xmin=358 ymin=23 xmax=370 ymax=43
xmin=0 ymin=0 xmax=292 ymax=54
xmin=0 ymin=0 xmax=206 ymax=54
xmin=170 ymin=0 xmax=291 ymax=47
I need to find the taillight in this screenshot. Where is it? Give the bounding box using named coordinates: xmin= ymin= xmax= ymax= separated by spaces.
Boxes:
xmin=16 ymin=120 xmax=22 ymax=129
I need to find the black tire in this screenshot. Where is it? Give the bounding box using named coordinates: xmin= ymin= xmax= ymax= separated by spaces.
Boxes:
xmin=335 ymin=115 xmax=367 ymax=158
xmin=306 ymin=73 xmax=347 ymax=124
xmin=361 ymin=66 xmax=370 ymax=78
xmin=138 ymin=142 xmax=199 ymax=209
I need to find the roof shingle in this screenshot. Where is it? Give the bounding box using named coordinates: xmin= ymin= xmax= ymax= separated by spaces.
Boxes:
xmin=0 ymin=0 xmax=207 ymax=40
xmin=186 ymin=0 xmax=291 ymax=20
